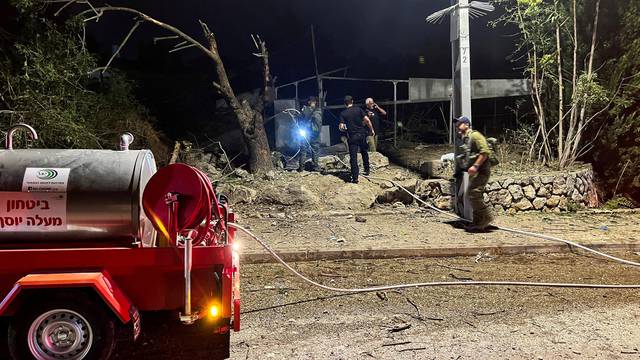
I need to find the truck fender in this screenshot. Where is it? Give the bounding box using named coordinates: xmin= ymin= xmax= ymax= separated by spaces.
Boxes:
xmin=0 ymin=272 xmax=135 ymax=325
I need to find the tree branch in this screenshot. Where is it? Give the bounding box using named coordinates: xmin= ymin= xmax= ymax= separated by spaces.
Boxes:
xmin=101 ymin=19 xmax=142 ymax=75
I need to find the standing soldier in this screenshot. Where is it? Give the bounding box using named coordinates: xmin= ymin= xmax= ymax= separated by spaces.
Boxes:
xmin=455 ymin=116 xmax=494 ymax=231
xmin=339 ymin=95 xmax=375 ymax=183
xmin=363 ymin=98 xmax=387 ymax=152
xmin=298 ymin=96 xmax=322 ymax=172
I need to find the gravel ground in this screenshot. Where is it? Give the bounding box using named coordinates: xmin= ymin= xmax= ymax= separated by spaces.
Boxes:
xmin=232 ymin=252 xmax=640 ymax=359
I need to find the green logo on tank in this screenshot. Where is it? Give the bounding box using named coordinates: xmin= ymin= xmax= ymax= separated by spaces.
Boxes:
xmin=36 ymin=169 xmax=58 ymax=180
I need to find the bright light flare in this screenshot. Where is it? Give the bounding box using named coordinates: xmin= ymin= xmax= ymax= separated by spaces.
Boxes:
xmin=209 ymin=305 xmax=219 ymax=317
xmin=298 ymin=129 xmax=308 ymax=139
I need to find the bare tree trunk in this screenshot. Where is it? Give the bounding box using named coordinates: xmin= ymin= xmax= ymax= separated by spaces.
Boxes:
xmin=556 ymin=22 xmax=564 ymax=160
xmin=560 ymin=0 xmax=579 ymax=167
xmin=72 ymin=6 xmax=273 ymax=173
xmin=199 ymin=24 xmax=273 ymax=173
xmin=569 ymin=0 xmax=601 ymax=164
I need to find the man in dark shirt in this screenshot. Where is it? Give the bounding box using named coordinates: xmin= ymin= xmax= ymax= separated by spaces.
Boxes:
xmin=364 ymin=97 xmax=387 ymax=152
xmin=339 ymin=95 xmax=375 ymax=183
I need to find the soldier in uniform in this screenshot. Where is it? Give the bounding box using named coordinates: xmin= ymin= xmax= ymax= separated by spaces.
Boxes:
xmin=455 ymin=116 xmax=494 ymax=231
xmin=298 ymin=96 xmax=322 ymax=172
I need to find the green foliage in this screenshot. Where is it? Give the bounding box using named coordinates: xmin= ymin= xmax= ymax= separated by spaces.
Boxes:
xmin=602 ymin=196 xmax=637 ymax=210
xmin=0 ymin=16 xmax=167 ymax=158
xmin=591 ymin=2 xmax=640 ymax=202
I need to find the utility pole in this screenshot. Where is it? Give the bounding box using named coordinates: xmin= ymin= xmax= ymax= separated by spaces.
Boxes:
xmin=427 ymin=0 xmax=494 ymax=220
xmin=310 ymin=25 xmax=322 ymax=107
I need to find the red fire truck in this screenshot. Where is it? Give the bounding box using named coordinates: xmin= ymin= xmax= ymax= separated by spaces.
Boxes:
xmin=0 ymin=124 xmax=240 ymax=359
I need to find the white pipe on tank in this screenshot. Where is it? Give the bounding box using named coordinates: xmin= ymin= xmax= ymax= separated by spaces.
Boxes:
xmin=5 ymin=123 xmax=38 ymax=150
xmin=119 ymin=132 xmax=134 ymax=151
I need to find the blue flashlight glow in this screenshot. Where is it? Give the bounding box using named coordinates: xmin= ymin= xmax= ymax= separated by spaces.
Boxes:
xmin=298 ymin=129 xmax=308 ymax=139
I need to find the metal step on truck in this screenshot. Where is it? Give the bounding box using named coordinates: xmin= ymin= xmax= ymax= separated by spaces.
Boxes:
xmin=0 ymin=124 xmax=240 ymax=360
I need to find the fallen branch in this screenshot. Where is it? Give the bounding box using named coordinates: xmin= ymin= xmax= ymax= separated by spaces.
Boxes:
xmin=381 ymin=341 xmax=411 ymax=347
xmin=405 ymin=296 xmax=421 ymax=318
xmin=399 ymin=347 xmax=427 ymax=353
xmin=387 ymin=323 xmax=411 ymax=333
xmin=169 ymin=141 xmax=181 ymax=164
xmin=449 ymin=273 xmax=473 ymax=281
xmin=472 ymin=310 xmax=505 ymax=316
xmin=433 ymin=264 xmax=472 ymax=273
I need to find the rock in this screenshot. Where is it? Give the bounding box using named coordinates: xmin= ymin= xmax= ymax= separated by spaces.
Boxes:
xmin=483 ymin=192 xmax=490 ymax=203
xmin=546 ymin=195 xmax=561 ymax=207
xmin=513 ymin=198 xmax=533 ymax=211
xmin=271 ymin=151 xmax=286 ymax=169
xmin=552 ymin=177 xmax=567 ymax=195
xmin=487 ymin=181 xmax=502 ymax=191
xmin=496 ymin=189 xmax=513 ymax=207
xmin=508 ymin=184 xmax=524 ymax=201
xmin=219 ymin=184 xmax=257 ymax=204
xmin=233 ymin=168 xmax=250 ymax=179
xmin=343 ymin=152 xmax=389 ymax=170
xmin=532 ymin=197 xmax=546 ymax=210
xmin=259 ymin=184 xmax=319 ymax=206
xmin=380 ymin=181 xmax=395 ymax=189
xmin=376 ymin=181 xmax=416 ymax=205
xmin=355 ymin=216 xmax=367 ymax=223
xmin=523 ymin=185 xmax=536 ymax=201
xmin=440 ymin=180 xmax=455 ymax=196
xmin=531 ymin=176 xmax=542 ymax=190
xmin=318 ymin=155 xmax=346 ymax=171
xmin=559 ymin=196 xmax=568 ymax=211
xmin=392 ymin=202 xmax=405 ymax=209
xmin=420 ymin=160 xmax=454 ymax=179
xmin=393 ymin=173 xmax=407 ymax=181
xmin=571 ymin=189 xmax=584 ymax=203
xmin=537 ymin=184 xmax=552 ymax=197
xmin=263 ymin=170 xmax=277 ymax=181
xmin=576 ymin=177 xmax=585 ymax=193
xmin=541 ymin=176 xmax=555 ymax=185
xmin=414 ymin=180 xmax=431 ymax=197
xmin=330 ymin=184 xmax=377 ymax=210
xmin=566 ymin=174 xmax=576 ymax=194
xmin=520 ymin=177 xmax=532 ymax=186
xmin=493 ymin=205 xmax=504 ymax=214
xmin=434 ymin=196 xmax=453 ymax=210
xmin=501 ymin=178 xmax=515 ymax=189
xmin=488 ymin=190 xmax=500 ymax=204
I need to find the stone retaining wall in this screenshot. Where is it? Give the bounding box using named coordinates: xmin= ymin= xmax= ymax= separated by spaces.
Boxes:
xmin=414 ymin=166 xmax=596 ymax=213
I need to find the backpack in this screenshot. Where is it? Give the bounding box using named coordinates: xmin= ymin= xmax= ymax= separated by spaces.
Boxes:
xmin=486 ymin=137 xmax=500 ymax=166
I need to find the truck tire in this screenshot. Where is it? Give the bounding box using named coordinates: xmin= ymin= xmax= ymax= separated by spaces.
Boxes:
xmin=7 ymin=292 xmax=117 ymax=360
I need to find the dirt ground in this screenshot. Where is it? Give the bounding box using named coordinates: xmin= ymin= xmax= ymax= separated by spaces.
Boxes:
xmin=237 ymin=208 xmax=640 ymax=258
xmin=232 ymin=253 xmax=640 ymax=359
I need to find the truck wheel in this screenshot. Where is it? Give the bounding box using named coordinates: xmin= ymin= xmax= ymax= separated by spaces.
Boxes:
xmin=8 ymin=293 xmax=116 ymax=360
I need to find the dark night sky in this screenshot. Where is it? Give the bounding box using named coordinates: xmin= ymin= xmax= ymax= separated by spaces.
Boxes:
xmin=71 ymin=0 xmax=522 ymax=137
xmin=85 ymin=0 xmax=520 ymax=89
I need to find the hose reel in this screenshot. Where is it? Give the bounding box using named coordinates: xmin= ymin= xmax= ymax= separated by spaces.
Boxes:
xmin=141 ymin=163 xmax=225 ymax=247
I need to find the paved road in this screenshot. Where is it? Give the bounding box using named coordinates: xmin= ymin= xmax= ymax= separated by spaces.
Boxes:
xmin=231 ymin=252 xmax=640 ymax=359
